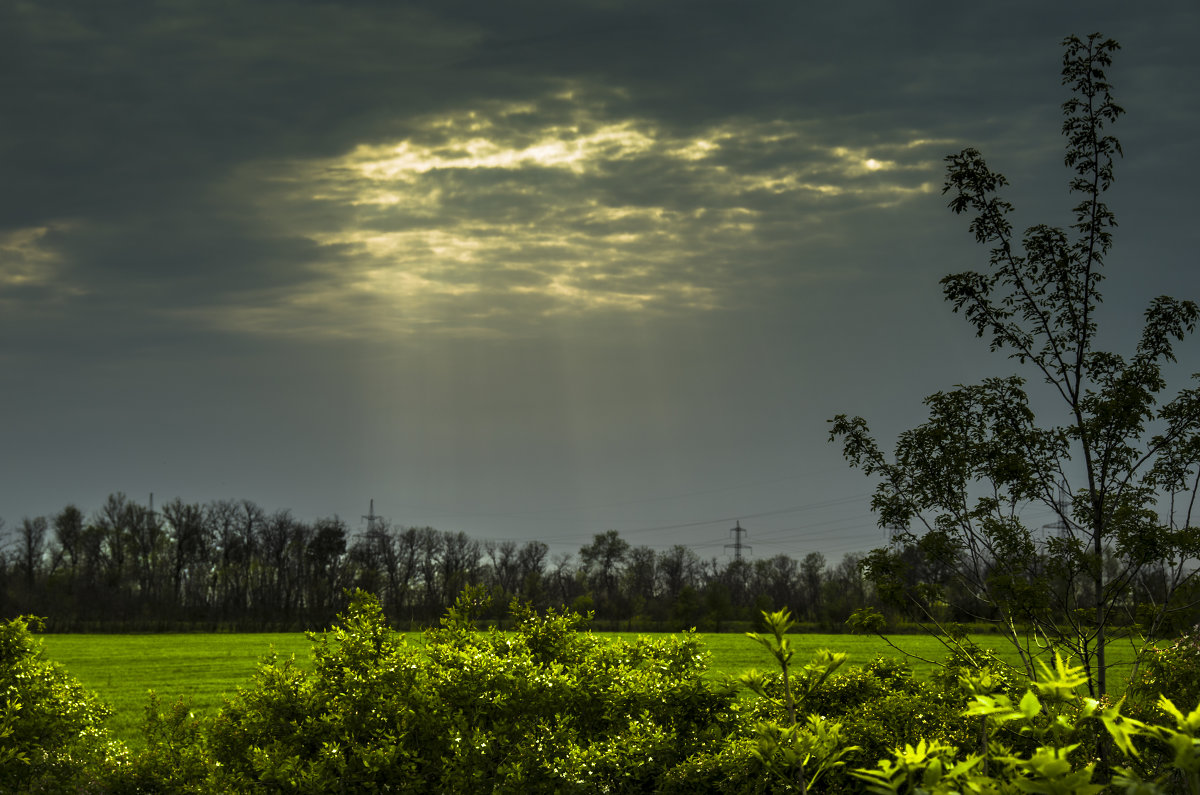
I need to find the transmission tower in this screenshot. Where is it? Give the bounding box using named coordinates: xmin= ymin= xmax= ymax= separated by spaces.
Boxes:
xmin=725 ymin=521 xmax=752 ymax=562
xmin=363 ymin=499 xmax=380 ymax=533
xmin=1041 ymin=483 xmax=1072 ymax=544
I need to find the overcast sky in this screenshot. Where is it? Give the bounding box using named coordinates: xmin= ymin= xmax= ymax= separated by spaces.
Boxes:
xmin=2 ymin=1 xmax=1198 ymax=563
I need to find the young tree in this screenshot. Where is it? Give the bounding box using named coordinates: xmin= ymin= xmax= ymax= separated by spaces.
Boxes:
xmin=830 ymin=34 xmax=1200 ymax=696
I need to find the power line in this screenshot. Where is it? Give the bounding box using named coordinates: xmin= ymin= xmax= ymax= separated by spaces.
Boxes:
xmin=383 ymin=467 xmax=863 ymax=521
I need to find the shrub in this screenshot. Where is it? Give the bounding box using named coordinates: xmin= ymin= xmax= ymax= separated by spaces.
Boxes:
xmin=736 ymin=616 xmax=983 ymax=793
xmin=204 ymin=589 xmax=739 ymax=793
xmin=101 ymin=694 xmax=214 ymax=794
xmin=0 ymin=615 xmax=124 ymax=793
xmin=1127 ymin=627 xmax=1200 ymax=721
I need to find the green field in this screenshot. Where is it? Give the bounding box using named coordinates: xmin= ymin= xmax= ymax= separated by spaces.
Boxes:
xmin=39 ymin=630 xmax=1146 ymax=747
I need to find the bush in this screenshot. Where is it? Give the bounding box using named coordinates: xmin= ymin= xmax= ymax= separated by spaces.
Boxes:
xmin=0 ymin=615 xmax=124 ymax=793
xmin=851 ymin=652 xmax=1200 ymax=794
xmin=11 ymin=593 xmax=1200 ymax=792
xmin=202 ymin=589 xmax=739 ymax=792
xmin=737 ymin=652 xmax=980 ymax=791
xmin=101 ymin=694 xmax=214 ymax=794
xmin=1127 ymin=627 xmax=1200 ymax=721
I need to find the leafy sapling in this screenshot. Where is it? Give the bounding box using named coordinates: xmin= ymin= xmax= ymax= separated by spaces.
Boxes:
xmin=741 ymin=608 xmax=857 ymax=793
xmin=830 ymin=31 xmax=1200 ymax=700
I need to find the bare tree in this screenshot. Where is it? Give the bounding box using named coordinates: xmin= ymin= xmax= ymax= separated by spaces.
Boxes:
xmin=17 ymin=516 xmax=47 ymax=591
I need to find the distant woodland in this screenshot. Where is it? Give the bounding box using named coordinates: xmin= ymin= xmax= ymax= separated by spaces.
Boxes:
xmin=4 ymin=492 xmax=1194 ymax=635
xmin=0 ymin=492 xmax=880 ymax=632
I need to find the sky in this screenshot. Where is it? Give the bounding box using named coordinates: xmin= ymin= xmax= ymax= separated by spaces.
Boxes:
xmin=2 ymin=1 xmax=1199 ymax=564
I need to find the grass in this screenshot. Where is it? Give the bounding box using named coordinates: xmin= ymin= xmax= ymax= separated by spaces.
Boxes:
xmin=40 ymin=633 xmax=314 ymax=745
xmin=39 ymin=629 xmax=1148 ymax=747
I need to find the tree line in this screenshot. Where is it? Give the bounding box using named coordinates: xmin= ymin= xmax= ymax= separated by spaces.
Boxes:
xmin=0 ymin=493 xmax=876 ymax=631
xmin=2 ymin=491 xmax=1193 ymax=636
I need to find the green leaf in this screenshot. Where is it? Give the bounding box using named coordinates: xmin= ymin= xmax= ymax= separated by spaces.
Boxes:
xmin=1019 ymin=690 xmax=1042 ymax=719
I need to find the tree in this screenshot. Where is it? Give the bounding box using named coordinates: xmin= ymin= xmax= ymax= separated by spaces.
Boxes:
xmin=483 ymin=538 xmax=519 ymax=597
xmin=830 ymin=34 xmax=1200 ymax=696
xmin=306 ymin=516 xmax=348 ymax=620
xmin=95 ymin=492 xmax=136 ymax=591
xmin=623 ymin=545 xmax=658 ymax=617
xmin=799 ymin=551 xmax=826 ymax=622
xmin=754 ymin=554 xmax=800 ymax=614
xmin=52 ymin=505 xmax=84 ymax=588
xmin=127 ymin=498 xmax=166 ymax=603
xmin=515 ymin=539 xmax=549 ymax=605
xmin=657 ymin=544 xmax=701 ymax=605
xmin=580 ymin=530 xmax=630 ymax=616
xmin=549 ymin=552 xmax=581 ymax=607
xmin=16 ymin=516 xmax=47 ymax=592
xmin=414 ymin=526 xmax=444 ymax=616
xmin=207 ymin=499 xmax=262 ymax=616
xmin=438 ymin=530 xmax=481 ymax=611
xmin=161 ymin=498 xmax=209 ymax=610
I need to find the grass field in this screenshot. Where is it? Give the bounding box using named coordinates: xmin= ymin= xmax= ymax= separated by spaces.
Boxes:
xmin=39 ymin=630 xmax=1147 ymax=747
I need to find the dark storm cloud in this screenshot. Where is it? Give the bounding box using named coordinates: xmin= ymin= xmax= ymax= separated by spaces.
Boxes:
xmin=3 ymin=0 xmax=1199 ymax=547
xmin=5 ymin=0 xmax=1194 ymax=346
xmin=442 ymin=0 xmax=1082 ymax=134
xmin=2 ymin=1 xmax=489 ymax=341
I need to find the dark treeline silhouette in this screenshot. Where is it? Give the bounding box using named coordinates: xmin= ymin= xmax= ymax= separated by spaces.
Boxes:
xmin=0 ymin=493 xmax=882 ymax=632
xmin=3 ymin=493 xmax=1191 ymax=635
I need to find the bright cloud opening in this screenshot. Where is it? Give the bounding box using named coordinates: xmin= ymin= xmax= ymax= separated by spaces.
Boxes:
xmin=208 ymin=93 xmax=944 ymax=340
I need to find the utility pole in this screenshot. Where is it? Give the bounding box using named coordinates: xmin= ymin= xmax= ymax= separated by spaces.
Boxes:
xmin=725 ymin=521 xmax=751 ymax=563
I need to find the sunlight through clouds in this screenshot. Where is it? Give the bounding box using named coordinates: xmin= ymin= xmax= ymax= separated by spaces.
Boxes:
xmin=0 ymin=224 xmax=80 ymax=298
xmin=352 ymin=121 xmax=658 ymax=178
xmin=210 ymin=91 xmax=946 ymax=340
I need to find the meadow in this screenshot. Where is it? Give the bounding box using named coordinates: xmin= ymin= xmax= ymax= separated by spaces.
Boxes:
xmin=40 ymin=630 xmax=1147 ymax=747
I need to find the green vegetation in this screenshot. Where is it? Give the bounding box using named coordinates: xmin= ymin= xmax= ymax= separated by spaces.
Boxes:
xmin=831 ymin=31 xmax=1200 ymax=699
xmin=40 ymin=627 xmax=1148 ymax=748
xmin=0 ymin=616 xmax=123 ymax=792
xmin=40 ymin=632 xmax=313 ymax=745
xmin=0 ymin=592 xmax=1191 ymax=793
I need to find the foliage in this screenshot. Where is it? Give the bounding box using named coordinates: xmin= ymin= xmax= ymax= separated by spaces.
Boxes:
xmin=1126 ymin=627 xmax=1200 ymax=720
xmin=98 ymin=694 xmax=213 ymax=794
xmin=829 ymin=32 xmax=1200 ymax=698
xmin=18 ymin=591 xmax=1200 ymax=792
xmin=0 ymin=614 xmax=123 ymax=793
xmin=854 ymin=653 xmax=1101 ymax=792
xmin=743 ymin=609 xmax=849 ymax=724
xmin=198 ymin=588 xmax=739 ymax=792
xmin=850 ymin=652 xmax=1200 ymax=794
xmin=8 ymin=486 xmax=887 ymax=635
xmin=739 ymin=609 xmax=858 ymax=791
xmin=740 ymin=642 xmax=1002 ymax=792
